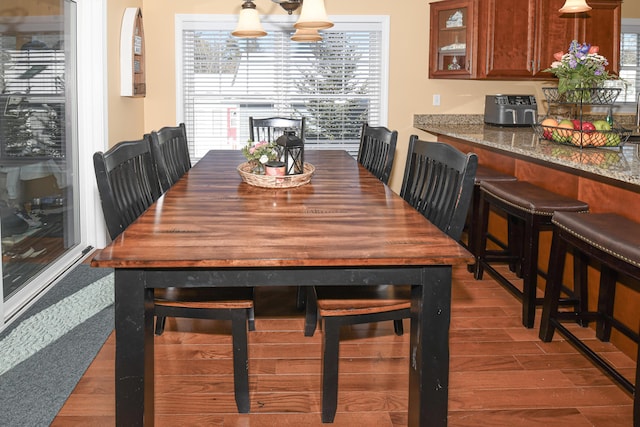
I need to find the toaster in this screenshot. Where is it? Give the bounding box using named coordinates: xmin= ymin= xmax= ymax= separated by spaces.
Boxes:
xmin=484 ymin=94 xmax=538 ymax=127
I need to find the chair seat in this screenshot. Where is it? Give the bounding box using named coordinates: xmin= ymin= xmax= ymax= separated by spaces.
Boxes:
xmin=315 ymin=285 xmax=411 ymax=316
xmin=155 ymin=288 xmax=254 ymax=309
xmin=480 ymin=181 xmax=589 ymax=215
xmin=552 ymin=212 xmax=640 ymax=269
xmin=474 ymin=165 xmax=517 ymax=184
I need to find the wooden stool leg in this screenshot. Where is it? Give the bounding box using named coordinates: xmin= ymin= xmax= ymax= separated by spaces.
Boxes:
xmin=508 ymin=215 xmax=523 ymax=275
xmin=474 ymin=193 xmax=490 ymax=280
xmin=466 ymin=185 xmax=481 ymax=273
xmin=521 ymin=215 xmax=540 ymax=329
xmin=572 ymin=249 xmax=589 ymax=327
xmin=596 ymin=265 xmax=618 ymax=342
xmin=539 ymin=229 xmax=568 ymax=342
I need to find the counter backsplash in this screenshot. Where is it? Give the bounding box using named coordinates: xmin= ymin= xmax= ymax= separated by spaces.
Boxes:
xmin=414 ymin=113 xmax=637 ymax=128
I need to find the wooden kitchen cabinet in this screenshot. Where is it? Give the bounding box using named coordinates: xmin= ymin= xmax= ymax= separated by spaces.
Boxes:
xmin=429 ymin=0 xmax=477 ymax=78
xmin=574 ymin=0 xmax=621 ymax=75
xmin=429 ymin=0 xmax=621 ymax=80
xmin=534 ymin=0 xmax=621 ymax=78
xmin=476 ymin=0 xmax=537 ymax=79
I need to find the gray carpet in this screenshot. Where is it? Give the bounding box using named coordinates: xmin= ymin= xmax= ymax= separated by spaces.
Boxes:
xmin=0 ymin=264 xmax=114 ymax=427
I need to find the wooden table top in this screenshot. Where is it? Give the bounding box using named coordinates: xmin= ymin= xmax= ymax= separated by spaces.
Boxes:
xmin=91 ymin=149 xmax=472 ymax=269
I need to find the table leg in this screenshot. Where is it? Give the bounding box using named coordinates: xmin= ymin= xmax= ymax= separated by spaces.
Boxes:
xmin=115 ymin=269 xmax=155 ymax=426
xmin=408 ymin=266 xmax=451 ymax=427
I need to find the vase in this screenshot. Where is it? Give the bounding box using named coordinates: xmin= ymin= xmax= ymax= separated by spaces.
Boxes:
xmin=251 ymin=161 xmax=265 ymax=175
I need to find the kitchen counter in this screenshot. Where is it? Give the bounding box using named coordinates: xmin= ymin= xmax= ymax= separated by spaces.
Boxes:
xmin=414 ymin=115 xmax=640 ymax=363
xmin=414 ymin=114 xmax=640 ymax=190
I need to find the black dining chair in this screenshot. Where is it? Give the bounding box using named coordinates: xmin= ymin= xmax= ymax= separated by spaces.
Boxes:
xmin=304 ymin=135 xmax=478 ymax=423
xmin=249 ymin=116 xmax=305 ymax=142
xmin=93 ymin=135 xmax=253 ymax=413
xmin=356 ymin=123 xmax=398 ymax=185
xmin=148 ymin=123 xmax=256 ymax=334
xmin=149 ymin=122 xmax=192 ymax=192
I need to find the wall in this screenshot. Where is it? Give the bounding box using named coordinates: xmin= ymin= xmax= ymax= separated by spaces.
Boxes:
xmin=104 ymin=0 xmax=637 ymax=191
xmin=107 ymin=0 xmax=145 ymax=146
xmin=623 ymin=0 xmax=640 ymax=18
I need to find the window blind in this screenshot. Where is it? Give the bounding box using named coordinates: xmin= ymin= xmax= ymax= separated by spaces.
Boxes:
xmin=179 ymin=17 xmax=387 ymax=160
xmin=620 ymin=22 xmax=640 ymax=103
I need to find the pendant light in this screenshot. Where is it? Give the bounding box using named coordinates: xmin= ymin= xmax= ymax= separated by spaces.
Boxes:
xmin=559 ymin=0 xmax=592 ymax=13
xmin=232 ymin=1 xmax=267 ymax=38
xmin=291 ymin=28 xmax=322 ymax=42
xmin=294 ymin=0 xmax=334 ymax=30
xmin=272 ymin=0 xmax=303 ymax=15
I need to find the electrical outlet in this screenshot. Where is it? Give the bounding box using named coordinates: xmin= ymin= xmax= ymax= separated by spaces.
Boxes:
xmin=433 ymin=94 xmax=441 ymax=106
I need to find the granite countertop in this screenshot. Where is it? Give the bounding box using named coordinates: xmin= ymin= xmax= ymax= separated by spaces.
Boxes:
xmin=414 ymin=115 xmax=640 ymax=189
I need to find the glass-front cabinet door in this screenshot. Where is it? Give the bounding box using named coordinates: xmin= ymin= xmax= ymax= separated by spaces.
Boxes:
xmin=0 ymin=0 xmax=80 ymax=315
xmin=429 ymin=0 xmax=475 ymax=78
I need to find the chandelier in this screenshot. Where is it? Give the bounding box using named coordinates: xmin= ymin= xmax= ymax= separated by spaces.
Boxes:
xmin=232 ymin=0 xmax=333 ymax=42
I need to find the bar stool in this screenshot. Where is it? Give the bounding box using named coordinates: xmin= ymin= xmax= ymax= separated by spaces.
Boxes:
xmin=464 ymin=165 xmax=518 ymax=272
xmin=539 ymin=212 xmax=640 ymax=425
xmin=474 ymin=181 xmax=589 ymax=328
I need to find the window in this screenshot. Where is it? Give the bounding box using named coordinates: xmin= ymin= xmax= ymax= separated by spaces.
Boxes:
xmin=620 ymin=19 xmax=640 ymax=103
xmin=176 ymin=15 xmax=389 ymax=160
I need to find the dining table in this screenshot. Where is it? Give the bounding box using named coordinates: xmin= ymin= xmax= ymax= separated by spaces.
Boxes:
xmin=90 ymin=149 xmax=474 ymax=426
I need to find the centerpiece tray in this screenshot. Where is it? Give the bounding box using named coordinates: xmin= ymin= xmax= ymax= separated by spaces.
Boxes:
xmin=237 ymin=162 xmax=315 ymax=189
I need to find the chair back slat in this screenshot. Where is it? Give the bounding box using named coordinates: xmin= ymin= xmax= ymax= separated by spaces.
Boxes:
xmin=400 ymin=135 xmax=477 ymax=241
xmin=249 ymin=117 xmax=305 ymax=142
xmin=94 ymin=135 xmax=161 ymax=240
xmin=150 ymin=123 xmax=192 ymax=192
xmin=357 ymin=123 xmax=398 ymax=185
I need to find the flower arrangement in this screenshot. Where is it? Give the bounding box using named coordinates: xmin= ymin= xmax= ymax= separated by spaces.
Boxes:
xmin=544 ymin=40 xmax=614 ymax=95
xmin=241 ymin=140 xmax=279 ymax=173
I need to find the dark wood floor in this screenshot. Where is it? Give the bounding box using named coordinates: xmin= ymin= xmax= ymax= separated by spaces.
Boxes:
xmin=52 ymin=265 xmax=635 ymax=426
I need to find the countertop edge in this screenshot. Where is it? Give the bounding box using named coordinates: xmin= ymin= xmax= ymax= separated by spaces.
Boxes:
xmin=413 ymin=121 xmax=640 ymax=189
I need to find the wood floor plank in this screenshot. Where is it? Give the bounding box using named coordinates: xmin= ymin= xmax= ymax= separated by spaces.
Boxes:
xmin=52 ymin=265 xmax=636 ymax=425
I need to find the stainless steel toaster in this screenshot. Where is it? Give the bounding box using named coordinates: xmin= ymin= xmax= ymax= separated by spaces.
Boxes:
xmin=484 ymin=94 xmax=538 ymax=127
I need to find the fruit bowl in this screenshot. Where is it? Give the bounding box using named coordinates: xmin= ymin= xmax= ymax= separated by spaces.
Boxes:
xmin=533 ymin=118 xmax=631 ymax=148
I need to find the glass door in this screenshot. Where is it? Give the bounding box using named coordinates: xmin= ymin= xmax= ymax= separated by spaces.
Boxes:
xmin=0 ymin=1 xmax=80 ymax=312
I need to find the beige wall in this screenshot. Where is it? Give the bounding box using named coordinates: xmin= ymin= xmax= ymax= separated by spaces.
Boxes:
xmin=105 ymin=0 xmax=638 ymax=190
xmin=623 ymin=0 xmax=640 ymax=18
xmin=107 ymin=0 xmax=145 ymax=145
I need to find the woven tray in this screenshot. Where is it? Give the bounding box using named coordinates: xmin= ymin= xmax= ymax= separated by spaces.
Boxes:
xmin=237 ymin=162 xmax=315 ymax=188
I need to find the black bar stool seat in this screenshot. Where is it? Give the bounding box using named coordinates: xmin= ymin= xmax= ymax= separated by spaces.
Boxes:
xmin=475 ymin=180 xmax=589 ymax=328
xmin=539 ymin=212 xmax=640 ymax=426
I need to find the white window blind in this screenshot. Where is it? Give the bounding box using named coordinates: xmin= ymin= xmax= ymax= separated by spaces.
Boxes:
xmin=177 ymin=16 xmax=388 ymax=160
xmin=620 ymin=20 xmax=640 ymax=103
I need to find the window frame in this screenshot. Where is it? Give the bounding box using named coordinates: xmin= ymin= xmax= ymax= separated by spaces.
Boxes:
xmin=175 ymin=14 xmax=390 ymax=159
xmin=618 ymin=18 xmax=640 ymax=111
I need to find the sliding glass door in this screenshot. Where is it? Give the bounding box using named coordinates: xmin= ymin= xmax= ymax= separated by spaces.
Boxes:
xmin=0 ymin=1 xmax=80 ymax=315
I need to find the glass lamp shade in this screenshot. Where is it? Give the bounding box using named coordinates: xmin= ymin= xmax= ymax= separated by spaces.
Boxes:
xmin=232 ymin=3 xmax=267 ymax=38
xmin=291 ymin=28 xmax=322 ymax=42
xmin=559 ymin=0 xmax=592 ymax=13
xmin=294 ymin=0 xmax=334 ymax=30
